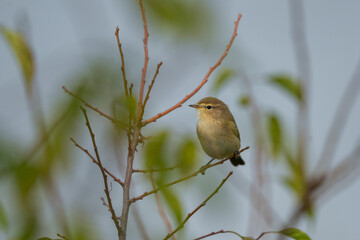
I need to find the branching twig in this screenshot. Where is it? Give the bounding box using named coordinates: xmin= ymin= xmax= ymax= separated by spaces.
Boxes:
xmin=62 ymin=86 xmax=127 ymax=129
xmin=142 ymin=14 xmax=242 ymax=126
xmin=164 ymin=171 xmax=233 ymax=240
xmin=115 ymin=26 xmax=129 ymax=96
xmin=79 ymin=107 xmax=123 ymax=238
xmin=131 ymin=146 xmax=249 ymax=203
xmin=193 ymin=230 xmax=242 ymax=240
xmin=70 ymin=138 xmax=124 ymax=186
xmin=142 ymin=61 xmax=163 ymax=114
xmin=136 ymin=0 xmax=150 ymax=120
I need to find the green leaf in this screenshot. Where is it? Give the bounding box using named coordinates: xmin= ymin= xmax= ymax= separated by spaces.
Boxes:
xmin=267 ymin=113 xmax=283 ymax=158
xmin=238 ymin=94 xmax=251 ymax=107
xmin=282 ymin=152 xmax=306 ymax=199
xmin=176 ymin=137 xmax=198 ymax=173
xmin=1 ymin=26 xmax=34 ymax=95
xmin=0 ymin=201 xmax=8 ymax=232
xmin=37 ymin=238 xmax=53 ymax=240
xmin=143 ymin=0 xmax=212 ymax=40
xmin=240 ymin=237 xmax=255 ymax=240
xmin=211 ymin=68 xmax=234 ymax=94
xmin=161 ymin=189 xmax=183 ymax=224
xmin=279 ymin=228 xmax=311 ymax=240
xmin=269 ymin=74 xmax=302 ymax=101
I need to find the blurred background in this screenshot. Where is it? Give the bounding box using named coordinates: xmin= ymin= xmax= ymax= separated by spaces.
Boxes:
xmin=1 ymin=0 xmax=360 ymax=239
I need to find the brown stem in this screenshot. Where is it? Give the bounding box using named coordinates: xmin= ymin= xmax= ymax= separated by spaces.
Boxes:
xmin=131 ymin=147 xmax=249 ymax=203
xmin=136 ymin=0 xmax=150 ymax=121
xmin=70 ymin=138 xmax=124 ymax=186
xmin=62 ymin=86 xmax=127 ymax=129
xmin=115 ymin=26 xmax=129 ymax=96
xmin=142 ymin=14 xmax=242 ymax=126
xmin=80 ymin=107 xmax=123 ymax=239
xmin=193 ymin=230 xmax=243 ymax=240
xmin=164 ymin=171 xmax=233 ymax=240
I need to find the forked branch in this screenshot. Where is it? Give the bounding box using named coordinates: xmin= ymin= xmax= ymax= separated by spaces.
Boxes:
xmin=142 ymin=14 xmax=242 ymax=126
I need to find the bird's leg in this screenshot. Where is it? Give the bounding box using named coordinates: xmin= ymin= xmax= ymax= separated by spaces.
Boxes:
xmin=199 ymin=158 xmax=215 ymax=175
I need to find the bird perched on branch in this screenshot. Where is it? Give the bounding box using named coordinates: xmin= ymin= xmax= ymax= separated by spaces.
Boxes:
xmin=189 ymin=97 xmax=245 ymax=166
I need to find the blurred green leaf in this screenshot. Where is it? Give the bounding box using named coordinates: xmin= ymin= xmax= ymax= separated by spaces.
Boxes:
xmin=15 ymin=164 xmax=38 ymax=198
xmin=0 ymin=201 xmax=8 ymax=232
xmin=267 ymin=113 xmax=283 ymax=159
xmin=144 ymin=130 xmax=170 ymax=185
xmin=176 ymin=137 xmax=198 ymax=173
xmin=238 ymin=94 xmax=251 ymax=107
xmin=269 ymin=74 xmax=302 ymax=101
xmin=282 ymin=152 xmax=306 ymax=199
xmin=113 ymin=95 xmax=137 ymax=123
xmin=241 ymin=237 xmax=255 ymax=240
xmin=1 ymin=26 xmax=34 ymax=95
xmin=161 ymin=189 xmax=183 ymax=224
xmin=143 ymin=0 xmax=212 ymax=40
xmin=279 ymin=228 xmax=311 ymax=240
xmin=211 ymin=68 xmax=234 ymax=94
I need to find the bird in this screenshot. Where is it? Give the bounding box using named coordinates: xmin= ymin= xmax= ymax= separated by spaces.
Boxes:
xmin=189 ymin=97 xmax=245 ymax=166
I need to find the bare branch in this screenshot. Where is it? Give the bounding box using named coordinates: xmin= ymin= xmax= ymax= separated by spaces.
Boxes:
xmin=193 ymin=230 xmax=243 ymax=240
xmin=136 ymin=0 xmax=150 ymax=121
xmin=131 ymin=146 xmax=249 ymax=203
xmin=62 ymin=86 xmax=127 ymax=129
xmin=142 ymin=61 xmax=163 ymax=114
xmin=70 ymin=138 xmax=124 ymax=186
xmin=142 ymin=14 xmax=242 ymax=126
xmin=115 ymin=27 xmax=129 ymax=96
xmin=164 ymin=171 xmax=233 ymax=240
xmin=79 ymin=107 xmax=123 ymax=238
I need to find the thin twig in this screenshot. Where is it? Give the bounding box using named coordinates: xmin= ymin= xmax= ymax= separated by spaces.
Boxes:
xmin=131 ymin=146 xmax=249 ymax=203
xmin=150 ymin=173 xmax=175 ymax=240
xmin=115 ymin=27 xmax=129 ymax=96
xmin=79 ymin=107 xmax=123 ymax=238
xmin=316 ymin=58 xmax=360 ymax=172
xmin=164 ymin=171 xmax=233 ymax=240
xmin=142 ymin=14 xmax=242 ymax=126
xmin=142 ymin=61 xmax=163 ymax=114
xmin=289 ymin=0 xmax=310 ymax=179
xmin=62 ymin=86 xmax=127 ymax=129
xmin=133 ymin=165 xmax=180 ymax=173
xmin=193 ymin=230 xmax=243 ymax=240
xmin=136 ymin=0 xmax=150 ymax=120
xmin=70 ymin=138 xmax=124 ymax=186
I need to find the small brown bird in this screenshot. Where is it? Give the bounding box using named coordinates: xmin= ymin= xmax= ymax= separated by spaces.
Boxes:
xmin=189 ymin=97 xmax=245 ymax=166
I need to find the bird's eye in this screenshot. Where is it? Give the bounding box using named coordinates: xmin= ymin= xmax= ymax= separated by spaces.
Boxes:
xmin=206 ymin=105 xmax=212 ymax=109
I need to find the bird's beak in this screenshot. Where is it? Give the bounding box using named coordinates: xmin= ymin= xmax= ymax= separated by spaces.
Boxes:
xmin=189 ymin=104 xmax=200 ymax=109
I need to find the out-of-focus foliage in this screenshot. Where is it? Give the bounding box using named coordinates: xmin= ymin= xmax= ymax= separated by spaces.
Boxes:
xmin=141 ymin=0 xmax=212 ymax=40
xmin=266 ymin=113 xmax=283 ymax=159
xmin=1 ymin=26 xmax=34 ymax=95
xmin=161 ymin=188 xmax=183 ymax=224
xmin=0 ymin=201 xmax=7 ymax=233
xmin=143 ymin=129 xmax=199 ymax=227
xmin=278 ymin=228 xmax=311 ymax=240
xmin=239 ymin=94 xmax=251 ymax=107
xmin=176 ymin=136 xmax=198 ymax=174
xmin=210 ymin=68 xmax=235 ymax=94
xmin=269 ymin=74 xmax=303 ymax=101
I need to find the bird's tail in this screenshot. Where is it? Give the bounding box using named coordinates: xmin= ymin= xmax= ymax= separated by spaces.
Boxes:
xmin=230 ymin=154 xmax=245 ymax=166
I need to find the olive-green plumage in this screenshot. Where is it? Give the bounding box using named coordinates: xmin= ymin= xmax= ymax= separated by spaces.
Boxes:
xmin=189 ymin=97 xmax=245 ymax=166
